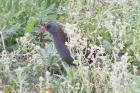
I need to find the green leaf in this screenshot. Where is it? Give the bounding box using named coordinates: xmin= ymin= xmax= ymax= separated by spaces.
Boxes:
xmin=46 ymin=3 xmax=56 ymax=12
xmin=102 ymin=31 xmax=112 ymax=42
xmin=46 ymin=3 xmax=57 ymax=20
xmin=25 ymin=17 xmax=36 ymax=34
xmin=47 ymin=14 xmax=57 ymax=20
xmin=4 ymin=86 xmax=13 ymax=93
xmin=69 ymin=69 xmax=74 ymax=81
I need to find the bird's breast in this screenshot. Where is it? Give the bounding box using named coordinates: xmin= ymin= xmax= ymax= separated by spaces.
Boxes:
xmin=53 ymin=35 xmax=66 ymax=51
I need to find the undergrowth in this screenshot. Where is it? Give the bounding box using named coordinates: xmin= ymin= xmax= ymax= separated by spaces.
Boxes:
xmin=0 ymin=0 xmax=140 ymax=93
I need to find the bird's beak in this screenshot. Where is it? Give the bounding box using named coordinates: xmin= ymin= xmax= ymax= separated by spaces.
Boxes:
xmin=40 ymin=24 xmax=47 ymax=33
xmin=38 ymin=24 xmax=47 ymax=35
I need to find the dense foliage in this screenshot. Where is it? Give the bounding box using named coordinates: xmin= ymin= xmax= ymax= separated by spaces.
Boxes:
xmin=0 ymin=0 xmax=140 ymax=93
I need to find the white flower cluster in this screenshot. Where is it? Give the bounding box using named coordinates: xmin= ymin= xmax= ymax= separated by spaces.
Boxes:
xmin=109 ymin=53 xmax=132 ymax=93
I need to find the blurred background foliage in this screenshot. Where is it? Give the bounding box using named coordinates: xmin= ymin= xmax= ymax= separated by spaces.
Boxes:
xmin=0 ymin=0 xmax=66 ymax=51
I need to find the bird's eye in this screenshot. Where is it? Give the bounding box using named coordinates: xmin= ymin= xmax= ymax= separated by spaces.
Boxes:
xmin=47 ymin=24 xmax=51 ymax=29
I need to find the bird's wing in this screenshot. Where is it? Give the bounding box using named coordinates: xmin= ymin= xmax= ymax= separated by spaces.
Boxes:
xmin=58 ymin=45 xmax=74 ymax=65
xmin=60 ymin=28 xmax=68 ymax=43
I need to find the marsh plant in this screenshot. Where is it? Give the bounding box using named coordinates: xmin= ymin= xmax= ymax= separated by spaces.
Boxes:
xmin=0 ymin=0 xmax=140 ymax=93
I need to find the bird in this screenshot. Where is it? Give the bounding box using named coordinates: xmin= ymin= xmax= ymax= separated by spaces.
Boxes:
xmin=39 ymin=21 xmax=107 ymax=67
xmin=39 ymin=21 xmax=76 ymax=66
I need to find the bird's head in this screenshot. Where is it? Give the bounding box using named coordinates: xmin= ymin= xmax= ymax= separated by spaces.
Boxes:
xmin=40 ymin=21 xmax=60 ymax=35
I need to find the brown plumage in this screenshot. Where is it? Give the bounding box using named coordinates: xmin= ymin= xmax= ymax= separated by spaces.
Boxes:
xmin=60 ymin=28 xmax=68 ymax=43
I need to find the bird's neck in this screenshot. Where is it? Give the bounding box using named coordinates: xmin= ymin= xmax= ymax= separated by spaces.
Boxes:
xmin=52 ymin=33 xmax=65 ymax=50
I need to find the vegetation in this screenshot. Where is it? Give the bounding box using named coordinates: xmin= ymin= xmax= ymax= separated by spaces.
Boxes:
xmin=0 ymin=0 xmax=140 ymax=93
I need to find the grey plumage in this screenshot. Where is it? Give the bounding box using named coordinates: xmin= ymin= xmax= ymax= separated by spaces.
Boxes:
xmin=44 ymin=21 xmax=76 ymax=66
